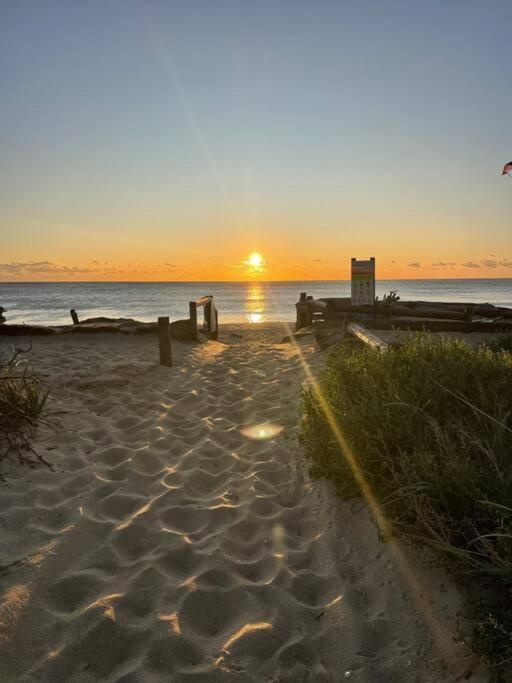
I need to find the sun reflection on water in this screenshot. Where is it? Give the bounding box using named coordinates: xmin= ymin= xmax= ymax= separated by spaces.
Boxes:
xmin=245 ymin=283 xmax=265 ymax=323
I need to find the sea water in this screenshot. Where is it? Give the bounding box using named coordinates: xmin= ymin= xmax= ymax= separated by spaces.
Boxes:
xmin=1 ymin=279 xmax=511 ymax=326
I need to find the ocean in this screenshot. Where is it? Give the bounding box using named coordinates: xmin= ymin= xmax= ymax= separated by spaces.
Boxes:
xmin=1 ymin=280 xmax=511 ymax=326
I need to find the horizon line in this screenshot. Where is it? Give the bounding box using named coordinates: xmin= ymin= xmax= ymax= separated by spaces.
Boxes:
xmin=1 ymin=276 xmax=512 ymax=285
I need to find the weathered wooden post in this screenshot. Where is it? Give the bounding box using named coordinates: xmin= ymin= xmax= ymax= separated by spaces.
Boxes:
xmin=158 ymin=316 xmax=173 ymax=366
xmin=204 ymin=298 xmax=212 ymax=336
xmin=306 ymin=295 xmax=314 ymax=325
xmin=213 ymin=307 xmax=219 ymax=341
xmin=70 ymin=309 xmax=79 ymax=325
xmin=296 ymin=292 xmax=308 ymax=330
xmin=189 ymin=301 xmax=198 ymax=341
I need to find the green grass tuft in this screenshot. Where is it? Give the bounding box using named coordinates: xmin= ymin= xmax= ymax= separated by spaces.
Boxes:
xmin=299 ymin=334 xmax=512 ymax=667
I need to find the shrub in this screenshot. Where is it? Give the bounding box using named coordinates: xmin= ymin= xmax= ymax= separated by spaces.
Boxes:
xmin=0 ymin=343 xmax=49 ymax=465
xmin=299 ymin=334 xmax=512 ymax=666
xmin=487 ymin=334 xmax=512 ymax=354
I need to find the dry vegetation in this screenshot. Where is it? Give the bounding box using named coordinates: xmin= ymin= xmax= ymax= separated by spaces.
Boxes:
xmin=0 ymin=340 xmax=49 ymax=467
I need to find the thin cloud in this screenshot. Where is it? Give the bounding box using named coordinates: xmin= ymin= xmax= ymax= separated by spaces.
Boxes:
xmin=408 ymin=262 xmax=421 ymax=269
xmin=0 ymin=261 xmax=180 ymax=278
xmin=462 ymin=261 xmax=481 ymax=269
xmin=432 ymin=262 xmax=456 ymax=267
xmin=0 ymin=261 xmax=96 ymax=275
xmin=481 ymin=260 xmax=498 ymax=268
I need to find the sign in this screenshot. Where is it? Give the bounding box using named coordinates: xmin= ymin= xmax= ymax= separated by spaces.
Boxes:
xmin=351 ymin=257 xmax=375 ymax=306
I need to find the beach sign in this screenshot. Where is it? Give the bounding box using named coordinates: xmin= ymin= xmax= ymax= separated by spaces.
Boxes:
xmin=351 ymin=257 xmax=375 ymax=306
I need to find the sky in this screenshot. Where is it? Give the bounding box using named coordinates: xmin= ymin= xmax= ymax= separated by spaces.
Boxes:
xmin=1 ymin=0 xmax=511 ymax=281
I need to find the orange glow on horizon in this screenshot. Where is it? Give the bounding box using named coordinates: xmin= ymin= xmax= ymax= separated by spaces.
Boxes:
xmin=1 ymin=252 xmax=511 ymax=282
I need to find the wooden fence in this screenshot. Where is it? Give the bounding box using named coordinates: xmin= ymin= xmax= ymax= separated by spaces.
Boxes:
xmin=296 ymin=292 xmax=512 ymax=334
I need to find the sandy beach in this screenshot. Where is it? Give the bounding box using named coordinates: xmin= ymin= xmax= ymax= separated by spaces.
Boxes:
xmin=0 ymin=324 xmax=481 ymax=681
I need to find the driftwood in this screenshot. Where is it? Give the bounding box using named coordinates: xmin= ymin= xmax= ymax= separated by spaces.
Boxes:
xmin=319 ymin=298 xmax=512 ymax=320
xmin=347 ymin=322 xmax=399 ymax=351
xmin=362 ymin=318 xmax=512 ymax=333
xmin=297 ymin=292 xmax=512 ymax=335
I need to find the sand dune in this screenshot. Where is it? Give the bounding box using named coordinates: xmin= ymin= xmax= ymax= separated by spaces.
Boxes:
xmin=0 ymin=324 xmax=484 ymax=681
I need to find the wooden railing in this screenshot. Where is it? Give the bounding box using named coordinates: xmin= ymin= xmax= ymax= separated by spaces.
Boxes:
xmin=189 ymin=296 xmax=218 ymax=341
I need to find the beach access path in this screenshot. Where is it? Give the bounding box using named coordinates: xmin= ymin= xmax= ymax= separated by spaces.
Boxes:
xmin=0 ymin=324 xmax=480 ymax=681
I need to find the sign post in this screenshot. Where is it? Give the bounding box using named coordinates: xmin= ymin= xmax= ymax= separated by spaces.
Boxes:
xmin=351 ymin=257 xmax=375 ymax=306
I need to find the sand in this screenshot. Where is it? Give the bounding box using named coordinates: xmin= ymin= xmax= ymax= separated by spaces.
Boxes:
xmin=0 ymin=324 xmax=485 ymax=682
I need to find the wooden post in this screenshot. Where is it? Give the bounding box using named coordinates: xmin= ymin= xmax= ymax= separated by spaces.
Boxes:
xmin=158 ymin=316 xmax=173 ymax=366
xmin=189 ymin=301 xmax=198 ymax=341
xmin=212 ymin=308 xmax=219 ymax=340
xmin=70 ymin=309 xmax=79 ymax=325
xmin=296 ymin=304 xmax=306 ymax=329
xmin=306 ymin=296 xmax=314 ymax=325
xmin=204 ymin=298 xmax=212 ymax=336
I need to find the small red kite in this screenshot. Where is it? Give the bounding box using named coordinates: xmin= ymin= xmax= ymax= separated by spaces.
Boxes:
xmin=502 ymin=161 xmax=512 ymax=176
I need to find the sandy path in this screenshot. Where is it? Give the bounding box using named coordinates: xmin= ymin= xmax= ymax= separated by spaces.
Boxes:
xmin=0 ymin=325 xmax=476 ymax=681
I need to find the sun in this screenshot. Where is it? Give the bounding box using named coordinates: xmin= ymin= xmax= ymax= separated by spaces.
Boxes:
xmin=248 ymin=252 xmax=263 ymax=268
xmin=242 ymin=251 xmax=266 ymax=275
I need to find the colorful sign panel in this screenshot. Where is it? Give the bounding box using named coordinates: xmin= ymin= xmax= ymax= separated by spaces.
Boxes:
xmin=351 ymin=257 xmax=375 ymax=306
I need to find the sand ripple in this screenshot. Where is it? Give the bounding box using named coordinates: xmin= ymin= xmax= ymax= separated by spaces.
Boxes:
xmin=0 ymin=326 xmax=479 ymax=681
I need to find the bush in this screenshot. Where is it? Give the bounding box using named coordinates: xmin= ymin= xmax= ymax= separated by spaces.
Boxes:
xmin=299 ymin=335 xmax=512 ymax=666
xmin=0 ymin=343 xmax=49 ymax=465
xmin=487 ymin=334 xmax=512 ymax=354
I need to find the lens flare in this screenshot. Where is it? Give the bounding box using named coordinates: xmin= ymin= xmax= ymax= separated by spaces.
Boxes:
xmin=240 ymin=423 xmax=284 ymax=440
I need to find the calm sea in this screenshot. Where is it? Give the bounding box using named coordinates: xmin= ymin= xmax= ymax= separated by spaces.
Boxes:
xmin=1 ymin=280 xmax=511 ymax=326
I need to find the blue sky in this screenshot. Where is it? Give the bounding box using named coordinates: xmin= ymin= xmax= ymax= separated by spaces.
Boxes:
xmin=1 ymin=1 xmax=511 ymax=280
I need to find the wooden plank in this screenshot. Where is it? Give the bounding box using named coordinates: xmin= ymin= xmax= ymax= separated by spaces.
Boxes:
xmin=319 ymin=298 xmax=512 ymax=319
xmin=195 ymin=295 xmax=212 ymax=307
xmin=158 ymin=316 xmax=173 ymax=366
xmin=347 ymin=322 xmax=398 ymax=351
xmin=362 ymin=318 xmax=512 ymax=333
xmin=208 ymin=299 xmax=217 ymax=334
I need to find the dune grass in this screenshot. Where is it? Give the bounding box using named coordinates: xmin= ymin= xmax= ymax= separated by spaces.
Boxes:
xmin=0 ymin=344 xmax=49 ymax=465
xmin=299 ymin=334 xmax=512 ymax=667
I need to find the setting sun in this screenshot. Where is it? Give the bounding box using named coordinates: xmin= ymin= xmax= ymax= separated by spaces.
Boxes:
xmin=248 ymin=252 xmax=263 ymax=268
xmin=242 ymin=251 xmax=267 ymax=275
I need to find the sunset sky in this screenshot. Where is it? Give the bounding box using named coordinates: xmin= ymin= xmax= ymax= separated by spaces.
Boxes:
xmin=1 ymin=1 xmax=511 ymax=282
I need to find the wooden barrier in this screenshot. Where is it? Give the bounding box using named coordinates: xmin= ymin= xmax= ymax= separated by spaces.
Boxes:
xmin=70 ymin=309 xmax=79 ymax=325
xmin=189 ymin=296 xmax=218 ymax=340
xmin=296 ymin=293 xmax=512 ymax=334
xmin=158 ymin=316 xmax=173 ymax=366
xmin=296 ymin=293 xmax=328 ymax=329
